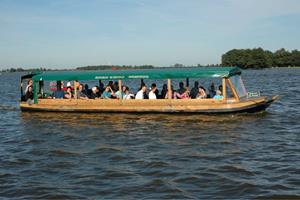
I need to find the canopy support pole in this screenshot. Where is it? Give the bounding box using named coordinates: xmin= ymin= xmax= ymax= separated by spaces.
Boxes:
xmin=227 ymin=78 xmax=240 ymax=101
xmin=118 ymin=80 xmax=122 ymax=100
xmin=222 ymin=78 xmax=227 ymax=101
xmin=33 ymin=80 xmax=38 ymax=104
xmin=74 ymin=80 xmax=77 ymax=99
xmin=167 ymin=79 xmax=172 ymax=99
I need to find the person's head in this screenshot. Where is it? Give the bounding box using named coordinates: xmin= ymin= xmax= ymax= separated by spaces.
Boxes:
xmin=179 ymin=82 xmax=184 ymax=89
xmin=125 ymin=86 xmax=129 ymax=94
xmin=219 ymin=85 xmax=222 ymax=91
xmin=122 ymin=85 xmax=126 ymax=92
xmin=199 ymin=87 xmax=205 ymax=94
xmin=151 ymin=83 xmax=157 ymax=91
xmin=28 ymin=79 xmax=33 ymax=85
xmin=79 ymin=84 xmax=84 ymax=91
xmin=84 ymin=84 xmax=89 ymax=90
xmin=92 ymin=86 xmax=98 ymax=94
xmin=67 ymin=87 xmax=72 ymax=93
xmin=194 ymin=81 xmax=199 ymax=88
xmin=108 ymin=81 xmax=113 ymax=86
xmin=217 ymin=90 xmax=222 ymax=96
xmin=200 ymin=86 xmax=206 ymax=92
xmin=162 ymin=84 xmax=167 ymax=90
xmin=142 ymin=85 xmax=147 ymax=92
xmin=105 ymin=86 xmax=110 ymax=92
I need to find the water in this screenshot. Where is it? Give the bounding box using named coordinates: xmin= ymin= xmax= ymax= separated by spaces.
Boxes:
xmin=0 ymin=68 xmax=299 ymax=199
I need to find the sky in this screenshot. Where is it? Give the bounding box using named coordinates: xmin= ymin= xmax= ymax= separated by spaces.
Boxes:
xmin=0 ymin=0 xmax=300 ymax=69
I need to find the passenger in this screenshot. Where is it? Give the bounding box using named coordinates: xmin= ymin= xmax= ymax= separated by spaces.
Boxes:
xmin=160 ymin=84 xmax=168 ymax=99
xmin=135 ymin=85 xmax=147 ymax=99
xmin=115 ymin=85 xmax=126 ymax=99
xmin=213 ymin=90 xmax=223 ymax=100
xmin=90 ymin=86 xmax=101 ymax=99
xmin=77 ymin=84 xmax=88 ymax=99
xmin=174 ymin=88 xmax=190 ymax=99
xmin=123 ymin=87 xmax=135 ymax=99
xmin=149 ymin=83 xmax=157 ymax=99
xmin=64 ymin=87 xmax=73 ymax=99
xmin=52 ymin=81 xmax=65 ymax=99
xmin=177 ymin=82 xmax=185 ymax=95
xmin=196 ymin=86 xmax=207 ymax=99
xmin=218 ymin=85 xmax=223 ymax=95
xmin=25 ymin=79 xmax=33 ymax=93
xmin=108 ymin=81 xmax=114 ymax=89
xmin=190 ymin=81 xmax=199 ymax=99
xmin=24 ymin=86 xmax=34 ymax=101
xmin=102 ymin=86 xmax=115 ymax=99
xmin=112 ymin=81 xmax=119 ymax=92
xmin=83 ymin=84 xmax=92 ymax=97
xmin=208 ymin=82 xmax=216 ymax=98
xmin=99 ymin=80 xmax=104 ymax=93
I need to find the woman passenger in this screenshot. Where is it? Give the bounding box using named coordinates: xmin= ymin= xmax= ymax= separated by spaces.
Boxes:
xmin=64 ymin=87 xmax=73 ymax=99
xmin=25 ymin=79 xmax=33 ymax=93
xmin=102 ymin=86 xmax=115 ymax=99
xmin=123 ymin=87 xmax=135 ymax=99
xmin=25 ymin=86 xmax=34 ymax=101
xmin=196 ymin=86 xmax=207 ymax=99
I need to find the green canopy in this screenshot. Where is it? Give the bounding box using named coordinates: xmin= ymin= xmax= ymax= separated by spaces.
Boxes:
xmin=32 ymin=67 xmax=241 ymax=81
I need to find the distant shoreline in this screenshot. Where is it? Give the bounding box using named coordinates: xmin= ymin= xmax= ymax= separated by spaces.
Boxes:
xmin=1 ymin=65 xmax=300 ymax=74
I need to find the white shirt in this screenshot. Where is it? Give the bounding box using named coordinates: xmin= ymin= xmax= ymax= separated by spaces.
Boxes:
xmin=123 ymin=93 xmax=134 ymax=99
xmin=149 ymin=91 xmax=157 ymax=99
xmin=135 ymin=90 xmax=144 ymax=99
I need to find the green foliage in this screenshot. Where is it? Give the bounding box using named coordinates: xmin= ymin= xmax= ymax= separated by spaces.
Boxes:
xmin=222 ymin=48 xmax=300 ymax=69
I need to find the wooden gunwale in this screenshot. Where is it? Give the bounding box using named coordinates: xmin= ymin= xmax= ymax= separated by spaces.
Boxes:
xmin=20 ymin=96 xmax=269 ymax=113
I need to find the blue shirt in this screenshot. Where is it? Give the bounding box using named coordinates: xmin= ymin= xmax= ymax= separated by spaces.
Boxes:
xmin=102 ymin=91 xmax=112 ymax=99
xmin=53 ymin=90 xmax=64 ymax=99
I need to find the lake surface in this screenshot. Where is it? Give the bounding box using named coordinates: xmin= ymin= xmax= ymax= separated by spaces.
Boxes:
xmin=0 ymin=68 xmax=299 ymax=199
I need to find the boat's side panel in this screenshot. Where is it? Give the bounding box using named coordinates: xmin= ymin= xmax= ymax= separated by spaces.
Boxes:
xmin=20 ymin=97 xmax=271 ymax=113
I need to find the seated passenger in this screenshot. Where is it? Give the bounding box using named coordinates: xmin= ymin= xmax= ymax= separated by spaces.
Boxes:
xmin=123 ymin=87 xmax=135 ymax=99
xmin=174 ymin=88 xmax=190 ymax=99
xmin=25 ymin=86 xmax=34 ymax=101
xmin=190 ymin=81 xmax=199 ymax=99
xmin=177 ymin=82 xmax=185 ymax=95
xmin=52 ymin=82 xmax=64 ymax=99
xmin=77 ymin=84 xmax=88 ymax=99
xmin=149 ymin=83 xmax=157 ymax=99
xmin=25 ymin=79 xmax=33 ymax=93
xmin=115 ymin=85 xmax=126 ymax=99
xmin=208 ymin=82 xmax=216 ymax=98
xmin=64 ymin=87 xmax=73 ymax=99
xmin=102 ymin=86 xmax=115 ymax=99
xmin=90 ymin=86 xmax=101 ymax=99
xmin=213 ymin=90 xmax=223 ymax=100
xmin=112 ymin=81 xmax=119 ymax=92
xmin=135 ymin=85 xmax=147 ymax=99
xmin=83 ymin=84 xmax=92 ymax=97
xmin=196 ymin=86 xmax=207 ymax=99
xmin=160 ymin=84 xmax=168 ymax=99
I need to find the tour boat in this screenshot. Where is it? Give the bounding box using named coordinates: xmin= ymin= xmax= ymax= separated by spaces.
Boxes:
xmin=20 ymin=67 xmax=278 ymax=113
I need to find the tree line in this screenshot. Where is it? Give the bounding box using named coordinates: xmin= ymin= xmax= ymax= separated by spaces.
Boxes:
xmin=222 ymin=48 xmax=300 ymax=69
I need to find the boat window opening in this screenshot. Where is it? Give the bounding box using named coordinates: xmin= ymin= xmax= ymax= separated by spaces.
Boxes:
xmin=229 ymin=75 xmax=247 ymax=98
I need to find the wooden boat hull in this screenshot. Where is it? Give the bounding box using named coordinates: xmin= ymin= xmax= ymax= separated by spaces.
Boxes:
xmin=20 ymin=96 xmax=278 ymax=114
